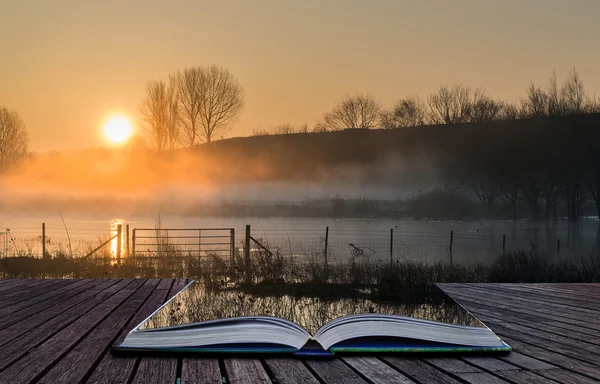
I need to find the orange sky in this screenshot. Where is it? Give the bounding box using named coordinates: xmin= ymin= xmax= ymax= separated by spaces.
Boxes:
xmin=1 ymin=0 xmax=599 ymax=151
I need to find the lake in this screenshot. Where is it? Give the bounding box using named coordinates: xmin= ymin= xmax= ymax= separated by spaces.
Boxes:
xmin=2 ymin=213 xmax=599 ymax=264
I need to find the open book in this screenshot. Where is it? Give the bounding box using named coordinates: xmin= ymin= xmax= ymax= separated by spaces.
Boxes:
xmin=115 ymin=281 xmax=511 ymax=356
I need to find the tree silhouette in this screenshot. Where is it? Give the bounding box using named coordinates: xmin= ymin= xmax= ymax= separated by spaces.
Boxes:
xmin=140 ymin=81 xmax=180 ymax=152
xmin=0 ymin=107 xmax=28 ymax=172
xmin=315 ymin=94 xmax=381 ymax=131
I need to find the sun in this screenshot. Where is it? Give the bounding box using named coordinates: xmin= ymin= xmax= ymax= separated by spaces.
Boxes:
xmin=103 ymin=116 xmax=133 ymax=144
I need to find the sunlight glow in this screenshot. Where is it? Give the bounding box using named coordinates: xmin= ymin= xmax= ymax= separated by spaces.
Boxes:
xmin=103 ymin=116 xmax=133 ymax=144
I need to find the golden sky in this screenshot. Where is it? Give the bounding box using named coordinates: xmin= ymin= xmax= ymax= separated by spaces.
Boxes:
xmin=1 ymin=0 xmax=599 ymax=151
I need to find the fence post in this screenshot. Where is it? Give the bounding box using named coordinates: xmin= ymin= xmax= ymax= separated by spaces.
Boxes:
xmin=449 ymin=230 xmax=454 ymax=266
xmin=244 ymin=225 xmax=251 ymax=275
xmin=230 ymin=229 xmax=235 ymax=265
xmin=42 ymin=223 xmax=46 ymax=259
xmin=126 ymin=224 xmax=130 ymax=257
xmin=390 ymin=228 xmax=394 ymax=268
xmin=198 ymin=229 xmax=202 ymax=255
xmin=502 ymin=234 xmax=506 ymax=254
xmin=132 ymin=229 xmax=136 ymax=257
xmin=116 ymin=224 xmax=122 ymax=265
xmin=324 ymin=226 xmax=329 ymax=266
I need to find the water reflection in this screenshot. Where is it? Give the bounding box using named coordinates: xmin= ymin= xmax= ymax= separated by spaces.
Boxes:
xmin=109 ymin=219 xmax=124 ymax=263
xmin=140 ymin=283 xmax=483 ymax=334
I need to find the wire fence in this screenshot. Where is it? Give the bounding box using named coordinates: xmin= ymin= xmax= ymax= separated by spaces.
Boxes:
xmin=1 ymin=222 xmax=599 ymax=265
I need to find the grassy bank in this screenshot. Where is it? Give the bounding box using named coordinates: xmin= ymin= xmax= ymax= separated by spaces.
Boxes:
xmin=1 ymin=248 xmax=599 ymax=296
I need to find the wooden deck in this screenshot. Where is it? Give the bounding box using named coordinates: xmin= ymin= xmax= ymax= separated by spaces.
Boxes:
xmin=0 ymin=280 xmax=598 ymax=384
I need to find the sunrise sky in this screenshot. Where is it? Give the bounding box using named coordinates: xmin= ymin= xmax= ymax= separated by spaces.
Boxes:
xmin=1 ymin=0 xmax=599 ymax=151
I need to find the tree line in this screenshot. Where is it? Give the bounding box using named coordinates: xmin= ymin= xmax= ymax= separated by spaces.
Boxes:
xmin=305 ymin=68 xmax=600 ymax=132
xmin=138 ymin=65 xmax=244 ymax=151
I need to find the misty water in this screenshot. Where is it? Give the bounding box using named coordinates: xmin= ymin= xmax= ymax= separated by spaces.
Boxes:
xmin=2 ymin=213 xmax=599 ymax=264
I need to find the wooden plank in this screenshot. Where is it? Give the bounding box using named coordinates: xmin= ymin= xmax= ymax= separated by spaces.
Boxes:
xmin=262 ymin=358 xmax=320 ymax=384
xmin=342 ymin=356 xmax=415 ymax=384
xmin=0 ymin=279 xmax=122 ymax=372
xmin=37 ymin=279 xmax=158 ymax=383
xmin=0 ymin=279 xmax=97 ymax=329
xmin=471 ymin=306 xmax=600 ymax=347
xmin=224 ymin=359 xmax=272 ymax=384
xmin=0 ymin=279 xmax=110 ymax=348
xmin=467 ymin=284 xmax=600 ymax=312
xmin=442 ymin=286 xmax=600 ymax=332
xmin=181 ymin=358 xmax=223 ymax=384
xmin=131 ymin=358 xmax=178 ymax=384
xmin=381 ymin=357 xmax=462 ymax=384
xmin=494 ymin=369 xmax=562 ymax=384
xmin=0 ymin=279 xmax=63 ymax=307
xmin=457 ymin=372 xmax=512 ymax=384
xmin=534 ymin=368 xmax=600 ymax=384
xmin=156 ymin=278 xmax=173 ymax=291
xmin=129 ymin=279 xmax=185 ymax=384
xmin=423 ymin=358 xmax=511 ymax=384
xmin=495 ymin=352 xmax=556 ymax=371
xmin=86 ymin=282 xmax=172 ymax=384
xmin=452 ymin=285 xmax=600 ymax=321
xmin=304 ymin=359 xmax=369 ymax=384
xmin=0 ymin=279 xmax=143 ymax=383
xmin=461 ymin=355 xmax=540 ymax=372
xmin=472 ymin=313 xmax=600 ymax=362
xmin=0 ymin=279 xmax=91 ymax=315
xmin=498 ymin=336 xmax=600 ymax=381
xmin=443 ymin=284 xmax=600 ymax=323
xmin=490 ymin=283 xmax=600 ymax=301
xmin=0 ymin=279 xmax=37 ymax=292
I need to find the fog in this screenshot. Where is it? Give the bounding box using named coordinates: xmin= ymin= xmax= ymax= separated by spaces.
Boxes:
xmin=0 ymin=147 xmax=441 ymax=215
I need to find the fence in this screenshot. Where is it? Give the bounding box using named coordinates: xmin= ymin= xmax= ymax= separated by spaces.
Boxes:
xmin=131 ymin=227 xmax=235 ymax=261
xmin=1 ymin=221 xmax=598 ymax=266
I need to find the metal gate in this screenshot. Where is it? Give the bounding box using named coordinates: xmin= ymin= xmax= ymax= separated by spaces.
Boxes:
xmin=131 ymin=228 xmax=235 ymax=260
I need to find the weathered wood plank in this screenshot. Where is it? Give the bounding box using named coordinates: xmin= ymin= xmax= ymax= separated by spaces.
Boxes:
xmin=460 ymin=355 xmax=530 ymax=372
xmin=0 ymin=279 xmax=142 ymax=383
xmin=467 ymin=283 xmax=600 ymax=312
xmin=457 ymin=372 xmax=512 ymax=384
xmin=423 ymin=357 xmax=511 ymax=384
xmin=224 ymin=359 xmax=272 ymax=384
xmin=534 ymin=368 xmax=600 ymax=384
xmin=129 ymin=279 xmax=184 ymax=384
xmin=0 ymin=279 xmax=97 ymax=329
xmin=342 ymin=357 xmax=415 ymax=384
xmin=495 ymin=352 xmax=556 ymax=371
xmin=262 ymin=358 xmax=320 ymax=384
xmin=498 ymin=336 xmax=600 ymax=381
xmin=0 ymin=279 xmax=110 ymax=348
xmin=381 ymin=357 xmax=462 ymax=384
xmin=494 ymin=369 xmax=562 ymax=384
xmin=0 ymin=279 xmax=37 ymax=292
xmin=0 ymin=279 xmax=62 ymax=307
xmin=0 ymin=279 xmax=122 ymax=371
xmin=181 ymin=358 xmax=222 ymax=384
xmin=131 ymin=358 xmax=178 ymax=384
xmin=86 ymin=282 xmax=172 ymax=384
xmin=442 ymin=286 xmax=600 ymax=332
xmin=37 ymin=279 xmax=157 ymax=383
xmin=304 ymin=359 xmax=369 ymax=384
xmin=0 ymin=279 xmax=85 ymax=315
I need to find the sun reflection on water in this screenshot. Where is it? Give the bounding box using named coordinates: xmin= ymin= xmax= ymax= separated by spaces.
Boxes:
xmin=109 ymin=219 xmax=124 ymax=263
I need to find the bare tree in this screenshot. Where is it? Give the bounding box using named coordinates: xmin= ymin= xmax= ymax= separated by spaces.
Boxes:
xmin=382 ymin=96 xmax=426 ymax=128
xmin=171 ymin=68 xmax=203 ymax=146
xmin=426 ymin=85 xmax=472 ymax=124
xmin=498 ymin=102 xmax=522 ymax=120
xmin=317 ymin=94 xmax=381 ymax=131
xmin=0 ymin=107 xmax=28 ymax=172
xmin=140 ymin=81 xmax=179 ymax=152
xmin=521 ymin=83 xmax=548 ymax=118
xmin=193 ymin=65 xmax=244 ymax=143
xmin=561 ymin=67 xmax=586 ymax=115
xmin=468 ymin=88 xmax=505 ymax=123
